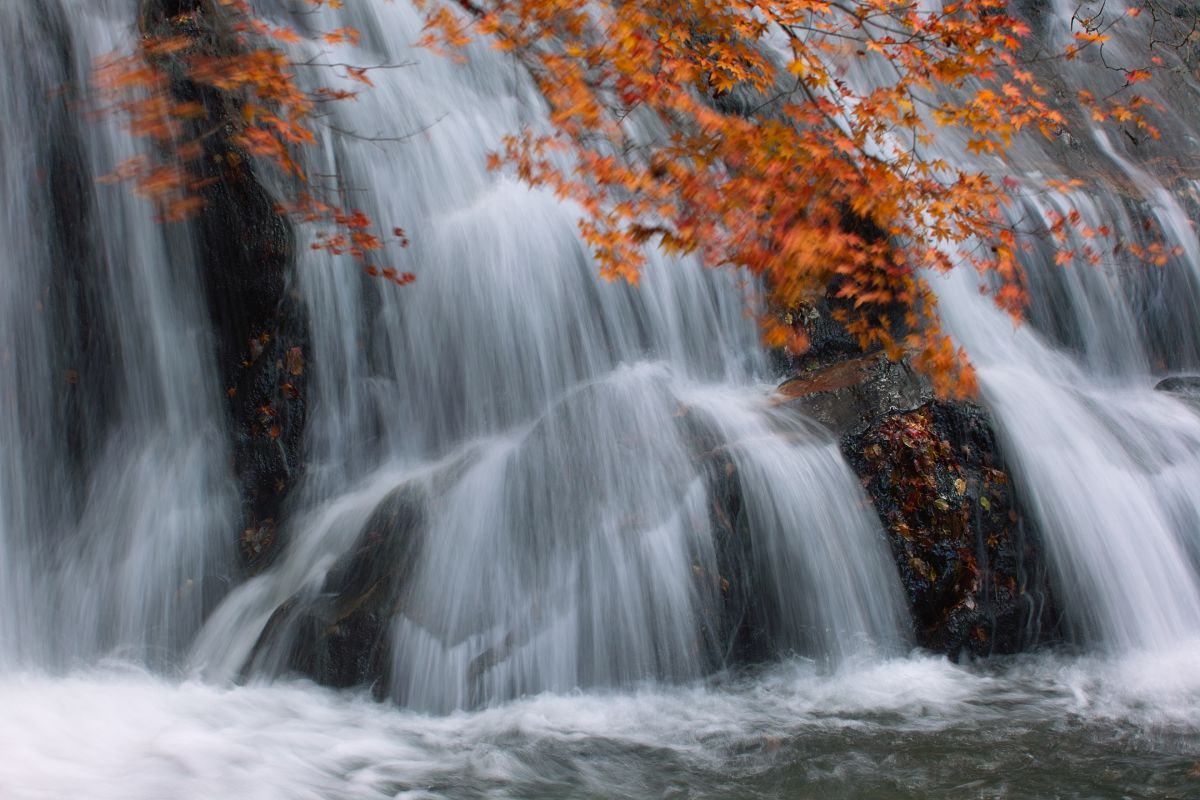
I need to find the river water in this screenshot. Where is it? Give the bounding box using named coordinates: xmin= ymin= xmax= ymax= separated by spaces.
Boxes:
xmin=1 ymin=0 xmax=1199 ymax=797
xmin=3 ymin=647 xmax=1200 ymax=798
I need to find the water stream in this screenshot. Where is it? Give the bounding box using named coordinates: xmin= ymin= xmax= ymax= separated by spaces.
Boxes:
xmin=0 ymin=0 xmax=235 ymax=671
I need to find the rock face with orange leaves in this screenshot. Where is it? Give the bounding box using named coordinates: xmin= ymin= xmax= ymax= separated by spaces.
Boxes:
xmin=140 ymin=0 xmax=308 ymax=572
xmin=845 ymin=401 xmax=1059 ymax=656
xmin=779 ymin=300 xmax=1059 ymax=656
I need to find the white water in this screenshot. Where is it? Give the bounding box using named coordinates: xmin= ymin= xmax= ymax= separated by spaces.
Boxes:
xmin=190 ymin=0 xmax=908 ymax=709
xmin=1 ymin=0 xmax=1200 ymax=797
xmin=0 ymin=0 xmax=235 ymax=669
xmin=4 ymin=645 xmax=1200 ymax=799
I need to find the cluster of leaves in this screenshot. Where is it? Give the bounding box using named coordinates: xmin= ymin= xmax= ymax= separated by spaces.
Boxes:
xmin=94 ymin=0 xmax=413 ymax=285
xmin=94 ymin=0 xmax=1174 ymax=395
xmin=419 ymin=0 xmax=1162 ymax=395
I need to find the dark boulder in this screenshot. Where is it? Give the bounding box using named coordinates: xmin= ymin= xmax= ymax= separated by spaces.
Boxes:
xmin=773 ymin=298 xmax=1058 ymax=656
xmin=776 ymin=352 xmax=927 ymax=438
xmin=843 ymin=401 xmax=1059 ymax=656
xmin=1155 ymin=375 xmax=1200 ymax=403
xmin=257 ymin=483 xmax=427 ymax=691
xmin=697 ymin=440 xmax=775 ymax=666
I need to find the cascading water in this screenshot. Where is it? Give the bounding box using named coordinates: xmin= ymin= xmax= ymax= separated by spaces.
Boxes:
xmin=918 ymin=2 xmax=1200 ymax=653
xmin=938 ymin=276 xmax=1200 ymax=651
xmin=2 ymin=0 xmax=1200 ymax=797
xmin=0 ymin=0 xmax=235 ymax=670
xmin=189 ymin=0 xmax=908 ymax=710
xmin=798 ymin=0 xmax=1200 ymax=653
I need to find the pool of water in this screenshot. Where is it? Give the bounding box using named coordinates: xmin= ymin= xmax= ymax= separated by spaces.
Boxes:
xmin=4 ymin=644 xmax=1198 ymax=799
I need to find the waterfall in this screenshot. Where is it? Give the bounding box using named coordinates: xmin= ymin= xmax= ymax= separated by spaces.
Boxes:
xmin=0 ymin=0 xmax=910 ymax=710
xmin=1 ymin=0 xmax=1197 ymax=714
xmin=4 ymin=1 xmax=1200 ymax=797
xmin=921 ymin=6 xmax=1200 ymax=651
xmin=190 ymin=0 xmax=908 ymax=710
xmin=0 ymin=0 xmax=235 ymax=669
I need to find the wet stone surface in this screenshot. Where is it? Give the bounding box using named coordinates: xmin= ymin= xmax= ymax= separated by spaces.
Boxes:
xmin=844 ymin=400 xmax=1059 ymax=655
xmin=776 ymin=298 xmax=1060 ymax=656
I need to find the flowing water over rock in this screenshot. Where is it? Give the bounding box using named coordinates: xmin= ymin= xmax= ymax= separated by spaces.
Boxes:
xmin=1 ymin=0 xmax=1199 ymax=797
xmin=188 ymin=0 xmax=910 ymax=707
xmin=923 ymin=9 xmax=1200 ymax=654
xmin=0 ymin=0 xmax=236 ymax=670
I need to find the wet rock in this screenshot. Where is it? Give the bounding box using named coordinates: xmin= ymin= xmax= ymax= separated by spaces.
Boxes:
xmin=694 ymin=314 xmax=1059 ymax=663
xmin=25 ymin=3 xmax=118 ymax=494
xmin=770 ymin=286 xmax=927 ymax=438
xmin=1155 ymin=375 xmax=1200 ymax=399
xmin=680 ymin=408 xmax=804 ymax=668
xmin=768 ymin=293 xmax=874 ymax=379
xmin=139 ymin=0 xmax=307 ymax=571
xmin=772 ymin=288 xmax=1058 ymax=656
xmin=261 ymin=483 xmax=427 ymax=690
xmin=699 ymin=443 xmax=774 ymax=666
xmin=776 ymin=353 xmax=929 ymax=438
xmin=843 ymin=401 xmax=1059 ymax=656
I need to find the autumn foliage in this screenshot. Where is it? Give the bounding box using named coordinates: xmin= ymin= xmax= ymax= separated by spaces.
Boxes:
xmin=419 ymin=0 xmax=1164 ymax=395
xmin=96 ymin=0 xmax=1166 ymax=395
xmin=94 ymin=0 xmax=413 ymax=285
